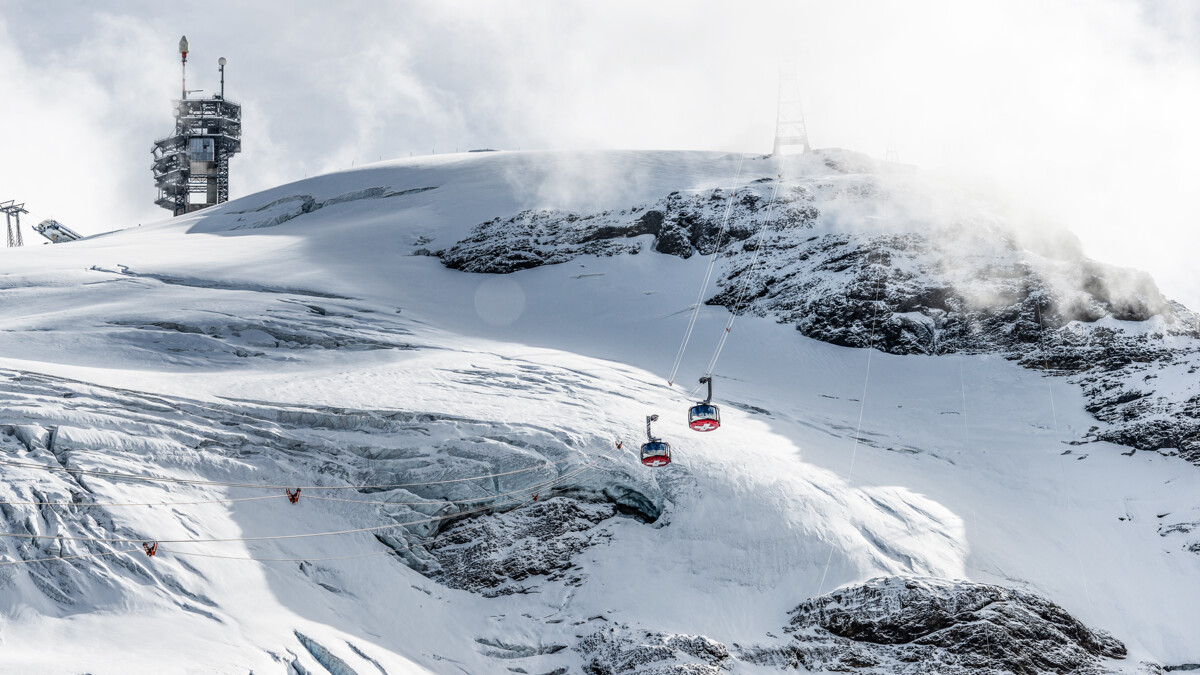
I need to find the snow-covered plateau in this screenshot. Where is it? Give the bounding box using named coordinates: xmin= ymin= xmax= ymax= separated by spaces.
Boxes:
xmin=0 ymin=149 xmax=1197 ymax=674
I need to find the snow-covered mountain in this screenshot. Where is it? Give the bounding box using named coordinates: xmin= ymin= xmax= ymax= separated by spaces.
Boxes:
xmin=1 ymin=149 xmax=1197 ymax=674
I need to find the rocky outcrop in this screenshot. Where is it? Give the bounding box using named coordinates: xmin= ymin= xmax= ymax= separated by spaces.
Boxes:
xmin=770 ymin=576 xmax=1125 ymax=674
xmin=435 ymin=149 xmax=1200 ymax=463
xmin=576 ymin=576 xmax=1126 ymax=674
xmin=426 ymin=497 xmax=625 ymax=597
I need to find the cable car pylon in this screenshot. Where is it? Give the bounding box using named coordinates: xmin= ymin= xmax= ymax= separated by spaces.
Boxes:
xmin=640 ymin=414 xmax=671 ymax=467
xmin=688 ymin=376 xmax=721 ymax=432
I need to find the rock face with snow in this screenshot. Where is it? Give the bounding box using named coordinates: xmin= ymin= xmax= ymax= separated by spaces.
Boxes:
xmin=0 ymin=368 xmax=658 ymax=612
xmin=577 ymin=577 xmax=1126 ymax=675
xmin=1 ymin=149 xmax=1197 ymax=672
xmin=772 ymin=576 xmax=1126 ymax=674
xmin=426 ymin=497 xmax=629 ymax=597
xmin=437 ymin=149 xmax=1200 ymax=463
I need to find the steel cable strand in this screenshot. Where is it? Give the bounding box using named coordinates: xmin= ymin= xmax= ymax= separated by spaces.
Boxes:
xmin=0 ymin=450 xmax=621 ymax=565
xmin=0 ymin=451 xmax=583 ymax=492
xmin=815 ymin=246 xmax=884 ymax=597
xmin=0 ymin=446 xmax=611 ymax=509
xmin=0 ymin=546 xmax=147 ymax=567
xmin=667 ymin=158 xmax=745 ymax=386
xmin=0 ymin=449 xmax=617 ymax=547
xmin=1037 ymin=304 xmax=1095 ymax=615
xmin=0 ymin=494 xmax=287 ymax=508
xmin=0 ymin=449 xmax=619 ymax=564
xmin=303 ymin=453 xmax=612 ymax=506
xmin=161 ymin=455 xmax=621 ymax=564
xmin=698 ymin=168 xmax=786 ymax=385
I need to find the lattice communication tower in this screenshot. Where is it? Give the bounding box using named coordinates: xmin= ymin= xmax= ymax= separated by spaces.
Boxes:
xmin=773 ymin=65 xmax=811 ymax=156
xmin=885 ymin=133 xmax=900 ymax=163
xmin=152 ymin=36 xmax=242 ymax=216
xmin=2 ymin=200 xmax=28 ymax=248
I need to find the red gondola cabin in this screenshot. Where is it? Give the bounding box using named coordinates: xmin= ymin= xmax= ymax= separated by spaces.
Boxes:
xmin=688 ymin=376 xmax=721 ymax=432
xmin=640 ymin=414 xmax=671 ymax=467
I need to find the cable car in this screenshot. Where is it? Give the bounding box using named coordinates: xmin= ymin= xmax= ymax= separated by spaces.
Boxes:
xmin=641 ymin=414 xmax=671 ymax=467
xmin=688 ymin=376 xmax=721 ymax=432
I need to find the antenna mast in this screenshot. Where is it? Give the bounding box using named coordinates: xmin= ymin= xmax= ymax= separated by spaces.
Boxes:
xmin=179 ymin=35 xmax=188 ymax=100
xmin=773 ymin=64 xmax=811 ymax=156
xmin=152 ymin=37 xmax=242 ymax=216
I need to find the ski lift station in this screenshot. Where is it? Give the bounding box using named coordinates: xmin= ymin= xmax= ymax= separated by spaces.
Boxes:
xmin=34 ymin=219 xmax=82 ymax=243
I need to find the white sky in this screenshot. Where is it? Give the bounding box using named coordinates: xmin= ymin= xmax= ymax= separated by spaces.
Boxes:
xmin=2 ymin=0 xmax=1199 ymax=308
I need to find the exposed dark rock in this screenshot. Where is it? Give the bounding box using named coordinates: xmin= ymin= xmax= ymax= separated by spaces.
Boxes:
xmin=434 ymin=151 xmax=1200 ymax=464
xmin=214 ymin=185 xmax=437 ymax=231
xmin=578 ymin=627 xmax=732 ymax=675
xmin=437 ymin=187 xmax=779 ymax=274
xmin=426 ymin=497 xmax=621 ymax=597
xmin=575 ymin=576 xmax=1125 ymax=674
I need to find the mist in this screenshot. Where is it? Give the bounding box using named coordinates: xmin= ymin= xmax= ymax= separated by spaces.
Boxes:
xmin=1 ymin=0 xmax=1198 ymax=308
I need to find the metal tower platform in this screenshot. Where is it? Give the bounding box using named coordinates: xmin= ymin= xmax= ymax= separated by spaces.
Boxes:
xmin=152 ymin=37 xmax=241 ymax=216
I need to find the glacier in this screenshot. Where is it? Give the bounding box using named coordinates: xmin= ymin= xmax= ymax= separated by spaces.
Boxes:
xmin=0 ymin=149 xmax=1197 ymax=673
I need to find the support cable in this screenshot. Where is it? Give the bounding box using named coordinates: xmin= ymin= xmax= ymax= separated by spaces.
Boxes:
xmin=0 ymin=451 xmax=613 ymax=548
xmin=161 ymin=458 xmax=613 ymax=564
xmin=667 ymin=158 xmax=744 ymax=386
xmin=815 ymin=246 xmax=884 ymax=596
xmin=1038 ymin=305 xmax=1095 ymax=615
xmin=0 ymin=452 xmax=581 ymax=493
xmin=697 ymin=167 xmax=786 ymax=385
xmin=0 ymin=495 xmax=286 ymax=508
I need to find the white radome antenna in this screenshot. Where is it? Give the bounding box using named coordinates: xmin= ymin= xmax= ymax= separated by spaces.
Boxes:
xmin=773 ymin=64 xmax=811 ymax=156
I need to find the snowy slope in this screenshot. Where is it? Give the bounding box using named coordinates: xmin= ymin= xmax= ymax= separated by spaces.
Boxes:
xmin=0 ymin=149 xmax=1197 ymax=673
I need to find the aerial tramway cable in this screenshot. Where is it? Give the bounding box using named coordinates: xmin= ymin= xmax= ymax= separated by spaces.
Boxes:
xmin=1036 ymin=303 xmax=1096 ymax=614
xmin=698 ymin=169 xmax=785 ymax=383
xmin=0 ymin=460 xmax=601 ymax=546
xmin=0 ymin=463 xmax=589 ymax=509
xmin=667 ymin=158 xmax=744 ymax=387
xmin=160 ymin=455 xmax=616 ymax=564
xmin=0 ymin=547 xmax=147 ymax=567
xmin=0 ymin=470 xmax=592 ymax=567
xmin=0 ymin=448 xmax=615 ymax=552
xmin=815 ymin=246 xmax=884 ymax=596
xmin=0 ymin=494 xmax=287 ymax=508
xmin=0 ymin=450 xmax=584 ymax=493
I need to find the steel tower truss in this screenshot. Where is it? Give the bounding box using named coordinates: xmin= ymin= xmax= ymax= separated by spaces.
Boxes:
xmin=2 ymin=200 xmax=28 ymax=247
xmin=773 ymin=65 xmax=811 ymax=156
xmin=152 ymin=96 xmax=241 ymax=216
